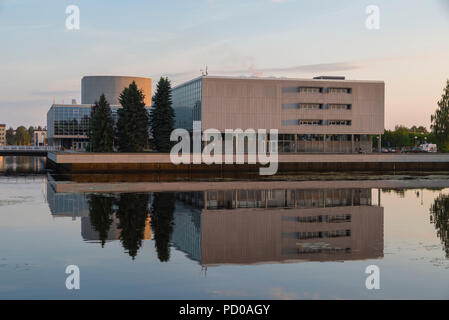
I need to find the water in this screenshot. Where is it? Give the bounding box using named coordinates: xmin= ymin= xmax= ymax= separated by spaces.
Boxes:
xmin=0 ymin=156 xmax=449 ymax=299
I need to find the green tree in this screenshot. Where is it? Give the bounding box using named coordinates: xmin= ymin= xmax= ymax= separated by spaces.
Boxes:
xmin=149 ymin=77 xmax=175 ymax=152
xmin=88 ymin=194 xmax=115 ymax=248
xmin=6 ymin=127 xmax=15 ymax=145
xmin=150 ymin=192 xmax=175 ymax=262
xmin=88 ymin=94 xmax=115 ymax=152
xmin=28 ymin=126 xmax=34 ymax=144
xmin=15 ymin=126 xmax=31 ymax=145
xmin=431 ymin=80 xmax=449 ymax=152
xmin=116 ymin=81 xmax=149 ymax=152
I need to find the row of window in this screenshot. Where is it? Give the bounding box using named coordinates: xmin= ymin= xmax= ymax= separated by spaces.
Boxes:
xmin=282 ymin=103 xmax=352 ymax=110
xmin=282 ymin=119 xmax=352 ymax=126
xmin=278 ymin=134 xmax=371 ymax=141
xmin=282 ymin=87 xmax=352 ymax=94
xmin=176 ymin=188 xmax=371 ymax=210
xmin=282 ymin=229 xmax=351 ymax=240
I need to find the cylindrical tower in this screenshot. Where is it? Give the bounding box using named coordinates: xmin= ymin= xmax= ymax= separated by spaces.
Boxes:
xmin=81 ymin=76 xmax=152 ymax=106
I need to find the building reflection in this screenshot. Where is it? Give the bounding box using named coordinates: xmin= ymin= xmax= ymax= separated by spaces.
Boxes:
xmin=173 ymin=188 xmax=384 ymax=265
xmin=0 ymin=156 xmax=46 ymax=174
xmin=46 ymin=182 xmax=384 ymax=263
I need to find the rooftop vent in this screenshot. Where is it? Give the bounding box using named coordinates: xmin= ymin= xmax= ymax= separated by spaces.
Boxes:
xmin=313 ymin=76 xmax=346 ymax=80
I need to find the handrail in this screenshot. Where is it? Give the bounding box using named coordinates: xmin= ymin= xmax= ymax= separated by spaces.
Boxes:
xmin=0 ymin=146 xmax=62 ymax=151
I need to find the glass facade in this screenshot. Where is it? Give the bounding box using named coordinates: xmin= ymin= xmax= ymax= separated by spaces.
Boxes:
xmin=47 ymin=105 xmax=120 ymax=150
xmin=172 ymin=77 xmax=202 ymax=131
xmin=278 ymin=134 xmax=372 ymax=153
xmin=175 ymin=188 xmax=372 ymax=211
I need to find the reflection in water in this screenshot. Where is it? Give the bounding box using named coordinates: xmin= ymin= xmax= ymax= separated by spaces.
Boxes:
xmin=88 ymin=195 xmax=115 ymax=248
xmin=174 ymin=189 xmax=383 ymax=265
xmin=0 ymin=156 xmax=46 ymax=174
xmin=47 ymin=183 xmax=385 ymax=264
xmin=430 ymin=194 xmax=449 ymax=258
xmin=151 ymin=193 xmax=175 ymax=262
xmin=116 ymin=193 xmax=151 ymax=259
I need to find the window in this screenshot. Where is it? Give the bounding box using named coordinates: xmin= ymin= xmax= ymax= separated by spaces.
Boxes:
xmin=299 ymin=87 xmax=323 ymax=93
xmin=281 ymin=119 xmax=300 ymax=126
xmin=282 ymin=87 xmax=299 ymax=93
xmin=282 ymin=103 xmax=299 ymax=110
xmin=328 ymin=120 xmax=352 ymax=126
xmin=299 ymin=103 xmax=322 ymax=110
xmin=328 ymin=87 xmax=352 ymax=94
xmin=328 ymin=104 xmax=351 ymax=110
xmin=299 ymin=119 xmax=322 ymax=126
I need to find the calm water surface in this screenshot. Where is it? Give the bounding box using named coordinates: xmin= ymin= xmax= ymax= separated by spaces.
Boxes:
xmin=0 ymin=156 xmax=448 ymax=299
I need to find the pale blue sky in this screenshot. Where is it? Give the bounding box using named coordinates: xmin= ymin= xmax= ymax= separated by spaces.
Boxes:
xmin=0 ymin=0 xmax=448 ymax=128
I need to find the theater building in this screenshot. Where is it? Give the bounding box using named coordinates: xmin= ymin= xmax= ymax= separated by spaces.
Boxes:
xmin=172 ymin=76 xmax=384 ymax=153
xmin=47 ymin=76 xmax=151 ymax=150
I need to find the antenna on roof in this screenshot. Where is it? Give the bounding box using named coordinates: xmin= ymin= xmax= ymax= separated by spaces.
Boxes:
xmin=201 ymin=65 xmax=209 ymax=76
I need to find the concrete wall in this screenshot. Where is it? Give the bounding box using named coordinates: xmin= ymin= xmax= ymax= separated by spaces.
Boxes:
xmin=201 ymin=76 xmax=384 ymax=134
xmin=81 ymin=76 xmax=152 ymax=106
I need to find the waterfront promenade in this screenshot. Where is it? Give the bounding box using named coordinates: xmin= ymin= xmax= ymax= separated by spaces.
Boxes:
xmin=47 ymin=152 xmax=449 ymax=173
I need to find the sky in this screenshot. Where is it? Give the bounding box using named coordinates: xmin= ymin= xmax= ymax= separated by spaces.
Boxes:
xmin=0 ymin=0 xmax=448 ymax=129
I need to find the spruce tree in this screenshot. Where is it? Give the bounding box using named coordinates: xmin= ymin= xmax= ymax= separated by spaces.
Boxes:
xmin=431 ymin=80 xmax=449 ymax=152
xmin=150 ymin=77 xmax=175 ymax=152
xmin=117 ymin=81 xmax=149 ymax=152
xmin=88 ymin=94 xmax=115 ymax=152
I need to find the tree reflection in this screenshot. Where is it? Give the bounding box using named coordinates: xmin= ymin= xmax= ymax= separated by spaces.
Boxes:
xmin=88 ymin=194 xmax=115 ymax=248
xmin=430 ymin=194 xmax=449 ymax=258
xmin=116 ymin=193 xmax=150 ymax=259
xmin=151 ymin=193 xmax=175 ymax=262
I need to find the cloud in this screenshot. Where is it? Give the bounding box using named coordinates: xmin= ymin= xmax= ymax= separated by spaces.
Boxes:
xmin=260 ymin=61 xmax=361 ymax=74
xmin=30 ymin=90 xmax=79 ymax=97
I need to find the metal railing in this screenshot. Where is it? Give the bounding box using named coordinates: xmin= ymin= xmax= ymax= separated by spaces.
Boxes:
xmin=0 ymin=145 xmax=62 ymax=151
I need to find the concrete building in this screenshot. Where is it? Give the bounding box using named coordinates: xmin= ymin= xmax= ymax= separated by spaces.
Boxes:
xmin=173 ymin=76 xmax=385 ymax=153
xmin=0 ymin=124 xmax=6 ymax=146
xmin=47 ymin=76 xmax=151 ymax=150
xmin=32 ymin=129 xmax=47 ymax=146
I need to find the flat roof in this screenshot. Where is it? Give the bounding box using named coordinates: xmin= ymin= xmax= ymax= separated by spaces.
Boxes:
xmin=203 ymin=75 xmax=384 ymax=83
xmin=50 ymin=104 xmax=121 ymax=108
xmin=81 ymin=75 xmax=151 ymax=80
xmin=173 ymin=75 xmax=384 ymax=89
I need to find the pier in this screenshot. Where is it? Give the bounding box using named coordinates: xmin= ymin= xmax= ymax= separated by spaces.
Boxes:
xmin=47 ymin=152 xmax=449 ymax=173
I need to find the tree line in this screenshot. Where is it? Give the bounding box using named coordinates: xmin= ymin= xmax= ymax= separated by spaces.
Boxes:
xmin=89 ymin=77 xmax=174 ymax=153
xmin=375 ymin=80 xmax=449 ymax=151
xmin=5 ymin=126 xmax=44 ymax=145
xmin=378 ymin=125 xmax=435 ymax=149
